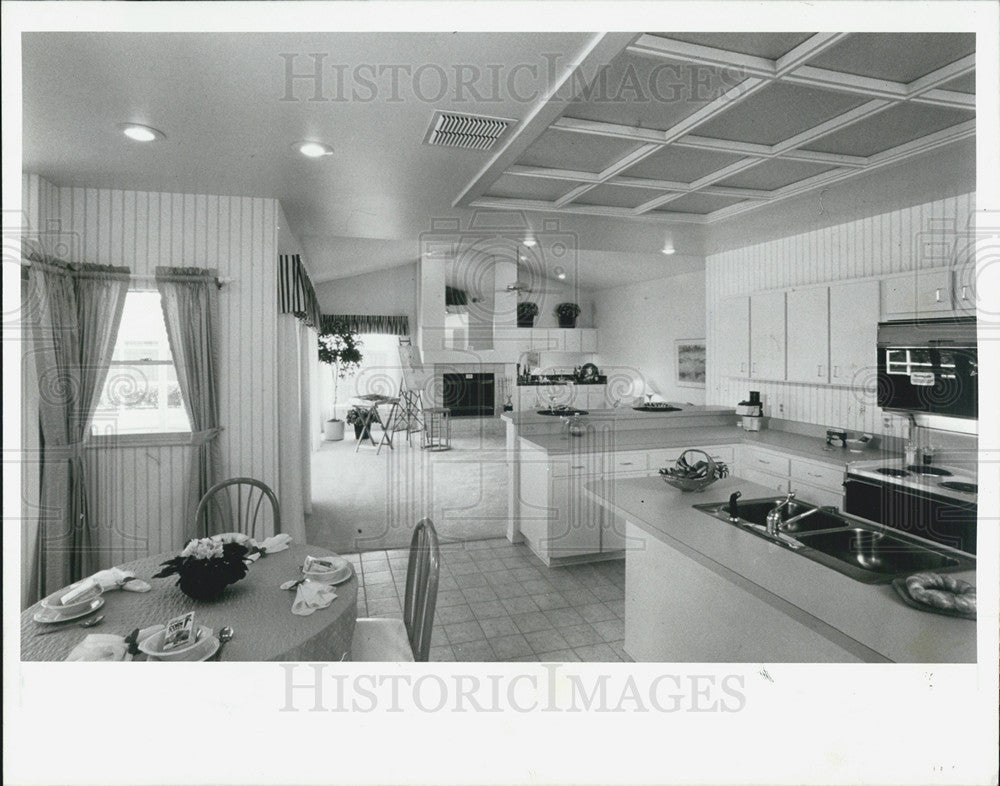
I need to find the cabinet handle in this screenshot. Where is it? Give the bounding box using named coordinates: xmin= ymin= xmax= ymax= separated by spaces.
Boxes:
xmin=808 ymin=472 xmax=823 ymax=478
xmin=620 ymin=462 xmax=634 ymax=466
xmin=961 ymin=285 xmax=970 ymax=301
xmin=817 ymin=364 xmax=823 ymax=377
xmin=935 ymin=288 xmax=942 ymax=303
xmin=833 ymin=365 xmax=840 ymax=378
xmin=758 ymin=459 xmax=771 ymax=465
xmin=571 ymin=465 xmax=585 ymax=470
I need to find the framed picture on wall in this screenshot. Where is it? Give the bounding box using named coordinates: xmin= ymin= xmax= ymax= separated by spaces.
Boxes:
xmin=675 ymin=339 xmax=706 ymax=387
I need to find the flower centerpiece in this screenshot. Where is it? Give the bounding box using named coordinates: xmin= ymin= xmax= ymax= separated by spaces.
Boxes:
xmin=153 ymin=535 xmax=254 ymax=601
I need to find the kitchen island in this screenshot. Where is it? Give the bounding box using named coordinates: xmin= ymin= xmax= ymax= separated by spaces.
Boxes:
xmin=585 ymin=474 xmax=977 ymax=663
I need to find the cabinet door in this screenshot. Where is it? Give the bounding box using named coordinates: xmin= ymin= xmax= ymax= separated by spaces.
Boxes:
xmin=786 ymin=287 xmax=829 ymax=383
xmin=881 ymin=269 xmax=952 ymax=319
xmin=716 ymin=296 xmax=750 ymax=377
xmin=547 ymin=475 xmax=603 ymax=557
xmin=562 ymin=330 xmax=582 ymax=353
xmin=580 ymin=329 xmax=598 ymax=353
xmin=534 ymin=328 xmax=557 ymax=350
xmin=953 ymin=266 xmax=977 ymax=316
xmin=740 ymin=468 xmax=789 ymax=493
xmin=750 ymin=291 xmax=786 ymax=380
xmin=789 ymin=480 xmax=843 ymax=509
xmin=587 ymin=386 xmax=606 ymax=410
xmin=829 ymin=280 xmax=879 ymax=384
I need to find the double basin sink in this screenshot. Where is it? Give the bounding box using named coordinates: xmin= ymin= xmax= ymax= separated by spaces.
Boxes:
xmin=693 ymin=497 xmax=974 ymax=584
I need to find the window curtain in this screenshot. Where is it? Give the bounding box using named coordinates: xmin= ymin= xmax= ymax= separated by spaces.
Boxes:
xmin=26 ymin=259 xmax=130 ymax=602
xmin=320 ymin=314 xmax=409 ymax=336
xmin=155 ymin=267 xmax=222 ymax=542
xmin=278 ymin=253 xmax=322 ymax=329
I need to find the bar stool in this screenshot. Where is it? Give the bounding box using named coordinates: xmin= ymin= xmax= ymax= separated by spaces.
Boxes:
xmin=421 ymin=407 xmax=451 ymax=451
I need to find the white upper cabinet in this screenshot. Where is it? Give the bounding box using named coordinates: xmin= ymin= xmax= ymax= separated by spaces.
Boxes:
xmin=715 ymin=295 xmax=750 ymax=377
xmin=786 ymin=287 xmax=829 ymax=383
xmin=880 ymin=269 xmax=953 ymax=320
xmin=829 ymin=279 xmax=879 ymax=385
xmin=580 ymin=328 xmax=598 ymax=353
xmin=953 ymin=265 xmax=977 ymax=316
xmin=561 ymin=329 xmax=582 ymax=353
xmin=750 ymin=290 xmax=786 ymax=380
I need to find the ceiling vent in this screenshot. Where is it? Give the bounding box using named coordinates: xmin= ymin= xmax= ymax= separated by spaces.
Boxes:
xmin=424 ymin=111 xmax=512 ymax=151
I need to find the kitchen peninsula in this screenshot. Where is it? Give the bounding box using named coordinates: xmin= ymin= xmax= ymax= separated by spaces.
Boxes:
xmin=585 ymin=474 xmax=976 ymax=663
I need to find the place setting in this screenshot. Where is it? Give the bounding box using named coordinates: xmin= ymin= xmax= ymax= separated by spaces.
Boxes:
xmin=281 ymin=554 xmax=355 ymax=616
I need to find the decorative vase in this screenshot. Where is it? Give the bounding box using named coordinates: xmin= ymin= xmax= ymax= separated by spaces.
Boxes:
xmin=178 ymin=572 xmax=230 ymax=601
xmin=324 ymin=419 xmax=345 ymax=441
xmin=558 ymin=316 xmax=577 ymax=328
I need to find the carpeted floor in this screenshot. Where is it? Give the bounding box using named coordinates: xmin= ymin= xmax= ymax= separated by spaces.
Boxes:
xmin=305 ymin=418 xmax=509 ymax=553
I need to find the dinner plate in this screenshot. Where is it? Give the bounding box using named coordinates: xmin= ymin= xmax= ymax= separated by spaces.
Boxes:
xmin=33 ymin=596 xmax=105 ymax=624
xmin=303 ymin=556 xmax=353 ymax=585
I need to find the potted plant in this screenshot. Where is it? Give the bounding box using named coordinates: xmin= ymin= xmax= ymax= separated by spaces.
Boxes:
xmin=517 ymin=301 xmax=539 ymax=328
xmin=556 ymin=302 xmax=581 ymax=328
xmin=346 ymin=405 xmax=377 ymax=441
xmin=318 ymin=320 xmax=363 ymax=441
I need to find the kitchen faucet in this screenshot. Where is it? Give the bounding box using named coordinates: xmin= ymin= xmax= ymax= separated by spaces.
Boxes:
xmin=766 ymin=493 xmax=833 ymax=536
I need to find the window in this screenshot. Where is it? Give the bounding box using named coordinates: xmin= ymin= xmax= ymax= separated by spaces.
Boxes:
xmin=92 ymin=291 xmax=191 ymax=435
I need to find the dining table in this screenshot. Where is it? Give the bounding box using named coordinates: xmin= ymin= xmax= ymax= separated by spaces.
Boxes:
xmin=20 ymin=544 xmax=358 ymax=662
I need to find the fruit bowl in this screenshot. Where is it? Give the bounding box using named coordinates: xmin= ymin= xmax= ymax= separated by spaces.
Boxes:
xmin=659 ymin=449 xmax=729 ymax=492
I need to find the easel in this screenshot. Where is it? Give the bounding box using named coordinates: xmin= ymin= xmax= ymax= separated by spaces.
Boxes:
xmin=396 ymin=338 xmax=431 ymax=446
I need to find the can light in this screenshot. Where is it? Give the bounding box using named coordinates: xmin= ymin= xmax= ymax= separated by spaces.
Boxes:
xmin=296 ymin=141 xmax=334 ymax=158
xmin=120 ymin=123 xmax=165 ymax=142
xmin=661 ymin=244 xmax=676 ymax=255
xmin=523 ymin=235 xmax=537 ymax=247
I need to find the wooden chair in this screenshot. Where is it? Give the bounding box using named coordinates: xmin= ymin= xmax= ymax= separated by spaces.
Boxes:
xmin=351 ymin=518 xmax=440 ymax=662
xmin=195 ymin=477 xmax=281 ymax=541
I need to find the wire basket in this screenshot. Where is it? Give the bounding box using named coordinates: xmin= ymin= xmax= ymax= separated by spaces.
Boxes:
xmin=659 ymin=449 xmax=729 ymax=492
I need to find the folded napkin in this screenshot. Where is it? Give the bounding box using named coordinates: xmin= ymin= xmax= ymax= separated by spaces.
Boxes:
xmin=60 ymin=568 xmax=151 ymax=605
xmin=65 ymin=624 xmax=165 ymax=662
xmin=258 ymin=533 xmax=292 ymax=554
xmin=214 ymin=532 xmax=291 ymax=562
xmin=279 ymin=578 xmax=337 ymax=616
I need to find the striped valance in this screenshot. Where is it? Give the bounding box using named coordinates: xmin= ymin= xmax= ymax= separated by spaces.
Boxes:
xmin=278 ymin=254 xmax=322 ymax=328
xmin=320 ymin=314 xmax=409 ymax=336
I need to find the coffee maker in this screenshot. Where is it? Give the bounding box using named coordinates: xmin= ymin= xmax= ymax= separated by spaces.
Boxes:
xmin=736 ymin=391 xmax=763 ymax=431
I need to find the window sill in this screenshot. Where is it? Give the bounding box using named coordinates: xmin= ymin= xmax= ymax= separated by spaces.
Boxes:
xmin=88 ymin=432 xmax=196 ymax=449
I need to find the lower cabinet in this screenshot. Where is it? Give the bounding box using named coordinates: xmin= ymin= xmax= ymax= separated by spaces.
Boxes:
xmin=739 ymin=447 xmax=845 ymax=507
xmin=623 ymin=522 xmax=864 ymax=662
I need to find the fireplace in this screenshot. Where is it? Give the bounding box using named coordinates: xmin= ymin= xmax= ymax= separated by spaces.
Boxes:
xmin=443 ymin=372 xmax=495 ymax=417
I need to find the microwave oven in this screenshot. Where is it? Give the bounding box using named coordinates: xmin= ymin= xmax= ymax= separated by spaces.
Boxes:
xmin=876 ymin=317 xmax=977 ymax=420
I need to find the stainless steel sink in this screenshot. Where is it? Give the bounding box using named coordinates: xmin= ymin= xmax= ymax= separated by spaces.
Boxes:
xmin=693 ymin=497 xmax=975 ymax=584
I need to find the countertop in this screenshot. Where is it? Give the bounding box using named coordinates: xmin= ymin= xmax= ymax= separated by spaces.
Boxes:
xmin=503 ymin=405 xmax=735 ymax=426
xmin=585 ymin=475 xmax=976 ymax=663
xmin=516 ymin=423 xmax=899 ymax=466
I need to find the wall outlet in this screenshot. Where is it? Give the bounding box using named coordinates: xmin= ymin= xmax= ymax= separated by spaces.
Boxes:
xmin=882 ymin=415 xmax=892 ymax=428
xmin=778 ymin=403 xmax=784 ymax=414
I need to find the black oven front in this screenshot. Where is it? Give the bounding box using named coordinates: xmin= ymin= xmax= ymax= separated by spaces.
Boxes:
xmin=843 ymin=476 xmax=977 ymax=555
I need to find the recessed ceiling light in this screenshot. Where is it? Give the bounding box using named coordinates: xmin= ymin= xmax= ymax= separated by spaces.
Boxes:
xmin=119 ymin=123 xmax=165 ymax=142
xmin=555 ymin=267 xmax=566 ymax=280
xmin=661 ymin=232 xmax=676 ymax=255
xmin=523 ymin=235 xmax=537 ymax=247
xmin=296 ymin=141 xmax=334 ymax=158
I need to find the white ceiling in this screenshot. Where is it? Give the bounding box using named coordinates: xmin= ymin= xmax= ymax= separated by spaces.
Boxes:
xmin=22 ymin=31 xmax=975 ymax=289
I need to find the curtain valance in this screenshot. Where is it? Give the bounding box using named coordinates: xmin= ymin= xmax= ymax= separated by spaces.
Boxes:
xmin=278 ymin=254 xmax=322 ymax=329
xmin=320 ymin=314 xmax=409 ymax=336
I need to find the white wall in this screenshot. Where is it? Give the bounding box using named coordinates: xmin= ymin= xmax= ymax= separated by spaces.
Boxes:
xmin=594 ymin=269 xmax=706 ymax=405
xmin=21 ymin=174 xmax=284 ymax=568
xmin=315 ymin=262 xmax=418 ymax=332
xmin=705 ymin=191 xmax=976 ymax=439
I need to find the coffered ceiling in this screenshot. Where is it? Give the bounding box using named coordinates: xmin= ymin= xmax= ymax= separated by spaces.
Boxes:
xmin=458 ymin=32 xmax=976 ymax=224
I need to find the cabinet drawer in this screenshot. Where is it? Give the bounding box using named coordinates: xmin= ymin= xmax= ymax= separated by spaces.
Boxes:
xmin=789 ymin=480 xmax=843 ymax=509
xmin=743 ymin=449 xmax=790 ymax=476
xmin=608 ymin=451 xmax=648 ymax=473
xmin=550 ymin=456 xmax=602 ymax=477
xmin=647 ymin=448 xmax=684 ymax=470
xmin=740 ymin=468 xmax=789 ymax=493
xmin=789 ymin=458 xmax=844 ymax=491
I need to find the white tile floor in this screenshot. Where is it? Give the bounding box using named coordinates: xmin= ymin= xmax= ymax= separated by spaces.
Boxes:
xmin=342 ymin=538 xmax=630 ymax=662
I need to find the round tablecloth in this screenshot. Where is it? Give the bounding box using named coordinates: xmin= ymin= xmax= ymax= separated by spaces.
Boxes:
xmin=20 ymin=544 xmax=357 ymax=662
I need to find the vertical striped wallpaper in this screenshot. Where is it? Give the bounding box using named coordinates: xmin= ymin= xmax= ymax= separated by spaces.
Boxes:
xmin=705 ymin=192 xmax=976 ymax=439
xmin=22 ymin=175 xmax=282 ymax=560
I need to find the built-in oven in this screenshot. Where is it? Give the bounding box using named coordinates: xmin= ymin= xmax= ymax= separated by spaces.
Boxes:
xmin=876 ymin=317 xmax=977 ymax=420
xmin=843 ymin=463 xmax=978 ymax=555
